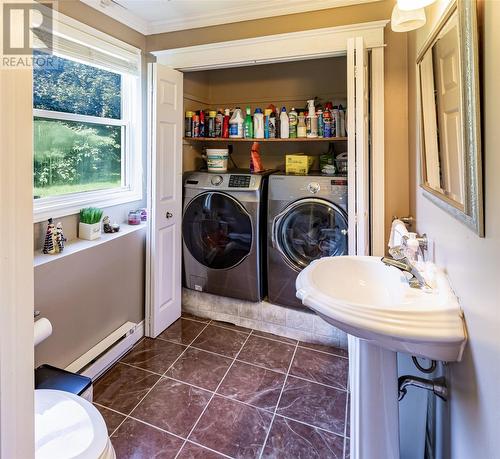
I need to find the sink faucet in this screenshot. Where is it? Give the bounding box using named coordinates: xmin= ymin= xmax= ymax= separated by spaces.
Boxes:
xmin=382 ymin=233 xmax=429 ymax=289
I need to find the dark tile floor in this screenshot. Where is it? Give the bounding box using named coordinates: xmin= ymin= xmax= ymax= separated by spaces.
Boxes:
xmin=93 ymin=313 xmax=350 ymax=459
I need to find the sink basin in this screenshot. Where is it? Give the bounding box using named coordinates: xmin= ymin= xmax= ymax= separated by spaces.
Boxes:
xmin=296 ymin=256 xmax=467 ymax=362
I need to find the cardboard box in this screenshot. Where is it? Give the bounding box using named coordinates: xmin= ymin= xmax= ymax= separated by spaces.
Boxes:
xmin=285 ymin=154 xmax=314 ymax=175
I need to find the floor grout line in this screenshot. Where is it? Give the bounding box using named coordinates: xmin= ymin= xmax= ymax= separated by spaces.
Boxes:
xmin=106 ymin=320 xmax=212 ymax=442
xmin=188 ymin=343 xmax=348 ymax=392
xmin=297 ymin=344 xmax=349 ymax=359
xmin=103 ymin=318 xmax=350 ymax=457
xmin=258 ymin=339 xmax=300 ymax=459
xmin=174 ymin=329 xmax=254 ymax=459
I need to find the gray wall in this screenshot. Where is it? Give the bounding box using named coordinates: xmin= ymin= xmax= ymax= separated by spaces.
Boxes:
xmin=35 ymin=229 xmax=145 ymax=368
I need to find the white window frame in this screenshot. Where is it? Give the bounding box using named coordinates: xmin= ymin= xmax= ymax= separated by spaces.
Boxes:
xmin=33 ymin=12 xmax=143 ymax=223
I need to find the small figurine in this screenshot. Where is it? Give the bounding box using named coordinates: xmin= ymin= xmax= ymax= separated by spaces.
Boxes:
xmin=103 ymin=216 xmax=120 ymax=233
xmin=42 ymin=218 xmax=56 ymax=254
xmin=55 ymin=222 xmax=66 ymax=253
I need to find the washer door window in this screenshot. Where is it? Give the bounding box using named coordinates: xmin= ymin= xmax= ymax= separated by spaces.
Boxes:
xmin=183 ymin=192 xmax=252 ymax=269
xmin=273 ymin=198 xmax=348 ymax=271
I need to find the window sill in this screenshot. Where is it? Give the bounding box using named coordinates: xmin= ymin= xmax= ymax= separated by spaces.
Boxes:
xmin=33 ymin=188 xmax=143 ymax=223
xmin=34 ymin=223 xmax=147 ymax=268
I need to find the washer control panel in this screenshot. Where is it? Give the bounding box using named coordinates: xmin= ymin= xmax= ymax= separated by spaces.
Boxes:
xmin=229 ymin=175 xmax=251 ymax=188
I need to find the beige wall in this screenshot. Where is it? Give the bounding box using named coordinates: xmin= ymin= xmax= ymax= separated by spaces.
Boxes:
xmin=148 ymin=0 xmax=409 ymax=242
xmin=408 ymin=1 xmax=500 ymax=457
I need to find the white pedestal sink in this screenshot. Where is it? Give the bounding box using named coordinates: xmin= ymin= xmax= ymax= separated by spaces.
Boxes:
xmin=296 ymin=256 xmax=467 ymax=459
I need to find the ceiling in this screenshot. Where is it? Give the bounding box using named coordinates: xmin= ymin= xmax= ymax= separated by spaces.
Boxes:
xmin=80 ymin=0 xmax=381 ymax=35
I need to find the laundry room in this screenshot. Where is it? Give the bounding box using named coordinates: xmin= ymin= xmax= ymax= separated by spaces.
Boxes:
xmin=177 ymin=54 xmax=356 ymax=342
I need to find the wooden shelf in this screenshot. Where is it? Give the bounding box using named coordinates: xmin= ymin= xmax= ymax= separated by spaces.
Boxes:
xmin=183 ymin=137 xmax=347 ymax=143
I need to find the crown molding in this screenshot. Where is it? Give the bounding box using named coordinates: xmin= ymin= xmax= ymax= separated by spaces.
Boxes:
xmin=81 ymin=0 xmax=382 ymax=36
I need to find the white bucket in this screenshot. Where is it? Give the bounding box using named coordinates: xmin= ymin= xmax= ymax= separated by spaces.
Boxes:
xmin=206 ymin=148 xmax=229 ymax=173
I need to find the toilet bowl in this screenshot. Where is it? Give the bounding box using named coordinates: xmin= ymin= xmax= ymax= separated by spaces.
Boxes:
xmin=35 ymin=389 xmax=116 ymax=459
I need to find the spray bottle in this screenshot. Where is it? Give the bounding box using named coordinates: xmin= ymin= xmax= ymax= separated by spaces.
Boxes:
xmin=306 ymin=99 xmax=318 ymax=138
xmin=244 ymin=106 xmax=253 ymax=139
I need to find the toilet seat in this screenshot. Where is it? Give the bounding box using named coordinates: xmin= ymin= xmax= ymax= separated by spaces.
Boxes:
xmin=35 ymin=389 xmax=116 ymax=459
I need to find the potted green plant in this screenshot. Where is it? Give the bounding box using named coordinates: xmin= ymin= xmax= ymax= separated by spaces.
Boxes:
xmin=78 ymin=207 xmax=103 ymax=241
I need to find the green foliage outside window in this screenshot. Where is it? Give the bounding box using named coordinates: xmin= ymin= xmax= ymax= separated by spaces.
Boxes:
xmin=33 ymin=53 xmax=124 ymax=199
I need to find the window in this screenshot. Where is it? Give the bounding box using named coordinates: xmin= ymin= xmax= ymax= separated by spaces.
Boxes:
xmin=33 ymin=13 xmax=142 ymax=222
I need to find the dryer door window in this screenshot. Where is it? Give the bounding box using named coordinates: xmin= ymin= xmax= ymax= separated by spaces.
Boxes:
xmin=274 ymin=198 xmax=348 ymax=271
xmin=183 ymin=192 xmax=253 ymax=270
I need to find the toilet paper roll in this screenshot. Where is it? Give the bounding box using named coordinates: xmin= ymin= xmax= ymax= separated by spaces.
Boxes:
xmin=34 ymin=318 xmax=52 ymax=346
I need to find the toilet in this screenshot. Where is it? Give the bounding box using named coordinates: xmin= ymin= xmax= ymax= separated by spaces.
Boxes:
xmin=35 ymin=389 xmax=116 ymax=459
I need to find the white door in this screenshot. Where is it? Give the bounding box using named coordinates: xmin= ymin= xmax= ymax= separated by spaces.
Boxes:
xmin=347 ymin=37 xmax=370 ymax=256
xmin=146 ymin=63 xmax=183 ymax=337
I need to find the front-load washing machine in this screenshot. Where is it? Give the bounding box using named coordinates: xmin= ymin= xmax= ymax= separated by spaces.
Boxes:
xmin=182 ymin=170 xmax=270 ymax=302
xmin=268 ymin=173 xmax=348 ymax=309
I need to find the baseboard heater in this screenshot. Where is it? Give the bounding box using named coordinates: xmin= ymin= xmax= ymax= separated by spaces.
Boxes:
xmin=65 ymin=321 xmax=144 ymax=380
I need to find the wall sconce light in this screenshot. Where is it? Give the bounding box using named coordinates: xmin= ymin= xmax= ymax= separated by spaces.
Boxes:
xmin=391 ymin=4 xmax=427 ymax=32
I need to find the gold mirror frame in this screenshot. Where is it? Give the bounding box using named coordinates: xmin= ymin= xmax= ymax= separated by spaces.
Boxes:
xmin=417 ymin=0 xmax=483 ymax=236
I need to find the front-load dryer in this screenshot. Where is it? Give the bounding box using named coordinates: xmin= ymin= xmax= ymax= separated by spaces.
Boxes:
xmin=182 ymin=170 xmax=270 ymax=302
xmin=268 ymin=173 xmax=348 ymax=309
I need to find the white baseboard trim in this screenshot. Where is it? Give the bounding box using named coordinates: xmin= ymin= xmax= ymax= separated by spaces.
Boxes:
xmin=68 ymin=321 xmax=144 ymax=381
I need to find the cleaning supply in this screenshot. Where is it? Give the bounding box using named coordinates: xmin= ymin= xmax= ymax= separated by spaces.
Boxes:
xmin=264 ymin=108 xmax=272 ymax=139
xmin=306 ymin=99 xmax=318 ymax=138
xmin=268 ymin=108 xmax=277 ymax=138
xmin=199 ymin=110 xmax=206 ymax=137
xmin=215 ymin=109 xmax=223 ymax=137
xmin=323 ymin=108 xmax=332 ymax=138
xmin=192 ymin=113 xmax=200 ymax=138
xmin=254 ymin=108 xmax=264 ymax=139
xmin=339 ymin=104 xmax=346 ymax=137
xmin=275 ymin=107 xmax=281 ymax=139
xmin=280 ymin=107 xmax=289 ymax=139
xmin=297 ymin=112 xmax=307 ymax=138
xmin=250 ymin=142 xmax=264 ymax=172
xmin=332 ymin=106 xmax=340 ymax=137
xmin=288 ymin=108 xmax=298 ymax=138
xmin=222 ymin=108 xmax=230 ymax=138
xmin=285 ymin=154 xmax=314 ymax=175
xmin=206 ymin=148 xmax=229 ymax=173
xmin=185 ymin=111 xmax=194 ymax=138
xmin=208 ymin=111 xmax=217 ymax=138
xmin=317 ymin=108 xmax=324 ymax=138
xmin=229 ymin=107 xmax=244 ymax=138
xmin=244 ymin=106 xmax=253 ymax=139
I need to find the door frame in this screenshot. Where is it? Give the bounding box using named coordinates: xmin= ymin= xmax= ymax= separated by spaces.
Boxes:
xmin=0 ymin=69 xmax=35 ymax=457
xmin=152 ymin=20 xmax=387 ymax=256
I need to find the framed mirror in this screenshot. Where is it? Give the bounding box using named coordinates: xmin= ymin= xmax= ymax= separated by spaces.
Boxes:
xmin=417 ymin=0 xmax=483 ymax=236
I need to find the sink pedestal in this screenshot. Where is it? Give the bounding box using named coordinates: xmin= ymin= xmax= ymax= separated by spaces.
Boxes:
xmin=349 ymin=336 xmax=399 ymax=459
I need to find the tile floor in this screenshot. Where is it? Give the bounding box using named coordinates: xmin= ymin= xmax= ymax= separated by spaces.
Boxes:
xmin=93 ymin=313 xmax=350 ymax=459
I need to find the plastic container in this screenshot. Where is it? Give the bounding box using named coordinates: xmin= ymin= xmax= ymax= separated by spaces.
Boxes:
xmin=280 ymin=107 xmax=289 ymax=139
xmin=306 ymin=99 xmax=318 ymax=138
xmin=244 ymin=106 xmax=253 ymax=138
xmin=254 ymin=108 xmax=264 ymax=139
xmin=229 ymin=108 xmax=244 ymax=138
xmin=206 ymin=148 xmax=229 ymax=172
xmin=289 ymin=108 xmax=298 ymax=138
xmin=297 ymin=112 xmax=307 ymax=138
xmin=208 ymin=110 xmax=217 ymax=138
xmin=185 ymin=111 xmax=194 ymax=137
